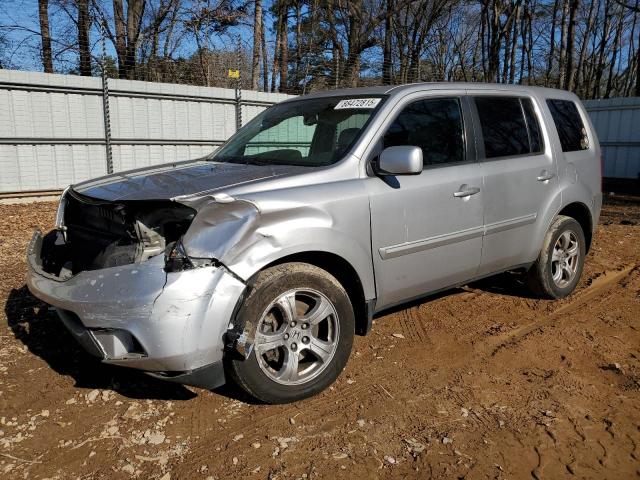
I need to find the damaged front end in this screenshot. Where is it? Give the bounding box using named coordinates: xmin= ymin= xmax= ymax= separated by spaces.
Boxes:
xmin=39 ymin=188 xmax=196 ymax=279
xmin=26 ymin=189 xmax=248 ymax=390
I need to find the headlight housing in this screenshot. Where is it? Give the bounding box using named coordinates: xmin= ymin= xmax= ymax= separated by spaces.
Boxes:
xmin=55 ymin=186 xmax=70 ymax=231
xmin=165 ymin=238 xmax=215 ymax=272
xmin=165 ymin=238 xmax=193 ymax=272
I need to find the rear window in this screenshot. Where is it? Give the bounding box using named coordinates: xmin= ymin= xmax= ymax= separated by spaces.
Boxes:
xmin=546 ymin=99 xmax=589 ymax=152
xmin=475 ymin=96 xmax=543 ymax=159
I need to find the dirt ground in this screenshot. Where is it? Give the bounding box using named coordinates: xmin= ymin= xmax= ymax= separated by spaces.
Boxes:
xmin=1 ymin=196 xmax=639 ymax=480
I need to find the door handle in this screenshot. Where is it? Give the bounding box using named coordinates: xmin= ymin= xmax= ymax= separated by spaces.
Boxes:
xmin=453 ymin=186 xmax=481 ymax=198
xmin=537 ymin=171 xmax=555 ymax=182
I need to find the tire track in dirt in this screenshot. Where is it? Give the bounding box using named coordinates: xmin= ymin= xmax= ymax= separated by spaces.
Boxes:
xmin=489 ymin=264 xmax=637 ymax=355
xmin=182 ymin=383 xmax=380 ymax=467
xmin=397 ymin=309 xmax=429 ymax=342
xmin=3 ymin=201 xmax=640 ymax=480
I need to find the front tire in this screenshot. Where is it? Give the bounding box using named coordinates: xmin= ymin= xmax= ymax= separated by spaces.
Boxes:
xmin=227 ymin=263 xmax=355 ymax=404
xmin=527 ymin=215 xmax=586 ymax=299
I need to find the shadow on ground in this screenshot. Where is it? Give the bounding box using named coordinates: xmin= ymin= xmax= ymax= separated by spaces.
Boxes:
xmin=375 ymin=270 xmax=538 ymax=319
xmin=469 ymin=270 xmax=538 ymax=299
xmin=4 ymin=285 xmax=198 ymax=401
xmin=5 ymin=270 xmax=536 ymax=402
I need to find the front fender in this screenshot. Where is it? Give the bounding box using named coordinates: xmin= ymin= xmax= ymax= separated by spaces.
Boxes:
xmin=180 ymin=194 xmax=376 ymax=301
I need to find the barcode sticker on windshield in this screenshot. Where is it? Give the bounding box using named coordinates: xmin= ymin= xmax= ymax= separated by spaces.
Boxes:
xmin=334 ymin=98 xmax=381 ymax=109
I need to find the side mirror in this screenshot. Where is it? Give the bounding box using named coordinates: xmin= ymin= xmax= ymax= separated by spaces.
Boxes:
xmin=377 ymin=146 xmax=423 ymax=175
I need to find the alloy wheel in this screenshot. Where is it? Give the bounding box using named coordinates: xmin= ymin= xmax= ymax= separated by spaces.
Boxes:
xmin=551 ymin=230 xmax=580 ymax=288
xmin=254 ymin=288 xmax=340 ymax=385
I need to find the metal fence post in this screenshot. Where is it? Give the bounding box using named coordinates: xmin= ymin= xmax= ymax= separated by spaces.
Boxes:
xmin=100 ymin=23 xmax=114 ymax=174
xmin=235 ymin=35 xmax=243 ymax=132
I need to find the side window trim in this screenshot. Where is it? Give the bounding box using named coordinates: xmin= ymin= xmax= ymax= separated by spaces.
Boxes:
xmin=520 ymin=97 xmax=545 ymax=154
xmin=460 ymin=96 xmax=478 ymax=165
xmin=470 ymin=94 xmax=546 ymax=162
xmin=466 ymin=94 xmax=486 ymax=161
xmin=519 ymin=99 xmax=534 ymax=154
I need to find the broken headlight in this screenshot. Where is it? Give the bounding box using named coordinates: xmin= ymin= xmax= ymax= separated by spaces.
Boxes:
xmin=55 ymin=186 xmax=70 ymax=231
xmin=165 ymin=238 xmax=216 ymax=272
xmin=165 ymin=239 xmax=193 ymax=272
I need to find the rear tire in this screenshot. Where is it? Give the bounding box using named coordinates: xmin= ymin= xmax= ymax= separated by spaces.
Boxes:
xmin=527 ymin=215 xmax=586 ymax=299
xmin=226 ymin=263 xmax=355 ymax=404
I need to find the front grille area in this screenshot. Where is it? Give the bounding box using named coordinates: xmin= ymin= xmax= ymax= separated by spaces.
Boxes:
xmin=38 ymin=189 xmax=196 ymax=278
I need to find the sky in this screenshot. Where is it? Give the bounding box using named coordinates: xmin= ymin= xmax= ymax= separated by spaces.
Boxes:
xmin=0 ymin=0 xmax=279 ymax=73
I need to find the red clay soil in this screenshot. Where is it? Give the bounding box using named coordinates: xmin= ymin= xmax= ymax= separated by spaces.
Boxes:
xmin=1 ymin=197 xmax=639 ymax=479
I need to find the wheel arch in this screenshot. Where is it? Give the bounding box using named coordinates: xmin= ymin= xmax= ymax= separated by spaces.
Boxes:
xmin=558 ymin=201 xmax=593 ymax=252
xmin=259 ymin=251 xmax=371 ymax=336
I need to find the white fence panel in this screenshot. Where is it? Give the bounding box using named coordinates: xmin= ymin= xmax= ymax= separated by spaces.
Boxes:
xmin=0 ymin=70 xmax=294 ymax=194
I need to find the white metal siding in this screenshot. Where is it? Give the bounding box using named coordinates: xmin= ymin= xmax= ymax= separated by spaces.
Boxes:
xmin=584 ymin=97 xmax=640 ymax=179
xmin=0 ymin=70 xmax=294 ymax=193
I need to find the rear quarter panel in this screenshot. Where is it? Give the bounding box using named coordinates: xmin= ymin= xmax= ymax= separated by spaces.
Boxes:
xmin=540 ymin=90 xmax=602 ymax=234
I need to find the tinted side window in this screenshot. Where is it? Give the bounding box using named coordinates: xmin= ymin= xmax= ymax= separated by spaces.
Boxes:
xmin=383 ymin=98 xmax=464 ymax=166
xmin=546 ymin=99 xmax=589 ymax=152
xmin=522 ymin=98 xmax=543 ymax=154
xmin=475 ymin=96 xmax=530 ymax=158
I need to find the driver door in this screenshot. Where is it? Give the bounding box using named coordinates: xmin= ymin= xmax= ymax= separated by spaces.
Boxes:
xmin=367 ymin=96 xmax=484 ymax=309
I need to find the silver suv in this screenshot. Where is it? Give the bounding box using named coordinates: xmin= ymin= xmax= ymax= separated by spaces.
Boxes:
xmin=26 ymin=83 xmax=602 ymax=403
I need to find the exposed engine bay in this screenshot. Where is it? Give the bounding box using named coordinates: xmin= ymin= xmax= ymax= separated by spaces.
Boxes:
xmin=39 ymin=189 xmax=196 ymax=279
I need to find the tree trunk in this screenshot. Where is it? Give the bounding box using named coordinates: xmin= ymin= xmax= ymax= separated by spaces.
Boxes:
xmin=192 ymin=22 xmax=209 ymax=86
xmin=564 ymin=0 xmax=578 ymax=90
xmin=622 ymin=0 xmax=638 ymax=96
xmin=546 ymin=0 xmax=559 ymax=83
xmin=77 ymin=0 xmax=92 ymax=76
xmin=501 ymin=8 xmax=510 ymax=83
xmin=343 ymin=0 xmax=364 ymax=87
xmin=471 ymin=27 xmax=480 ymax=81
xmin=605 ymin=8 xmax=624 ymax=98
xmin=526 ymin=2 xmax=534 ymax=83
xmin=575 ymin=0 xmax=597 ymax=96
xmin=271 ymin=7 xmax=282 ymax=92
xmin=558 ymin=0 xmax=569 ymax=89
xmin=124 ymin=0 xmax=145 ymax=80
xmin=294 ymin=2 xmax=302 ymax=86
xmin=519 ymin=3 xmax=527 ymax=83
xmin=326 ymin=0 xmax=343 ymax=88
xmin=261 ymin=12 xmax=269 ymax=92
xmin=636 ymin=27 xmax=640 ymax=96
xmin=636 ymin=8 xmax=640 ymax=96
xmin=278 ymin=6 xmax=289 ymax=92
xmin=251 ymin=0 xmax=263 ymax=90
xmin=593 ymin=0 xmax=612 ymax=98
xmin=487 ymin=2 xmax=502 ymax=82
xmin=508 ymin=4 xmax=520 ymax=84
xmin=383 ymin=0 xmax=393 ymax=84
xmin=583 ymin=0 xmax=602 ymax=97
xmin=112 ymin=0 xmax=127 ymax=79
xmin=38 ymin=0 xmax=54 ymax=73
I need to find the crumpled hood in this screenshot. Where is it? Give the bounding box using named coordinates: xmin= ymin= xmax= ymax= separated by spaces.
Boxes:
xmin=72 ymin=159 xmax=309 ymax=201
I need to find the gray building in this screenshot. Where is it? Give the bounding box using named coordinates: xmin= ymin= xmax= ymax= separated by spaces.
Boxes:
xmin=584 ymin=97 xmax=640 ymax=182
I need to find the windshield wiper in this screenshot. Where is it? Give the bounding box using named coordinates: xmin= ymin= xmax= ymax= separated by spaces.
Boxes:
xmin=210 ymin=156 xmax=270 ymax=166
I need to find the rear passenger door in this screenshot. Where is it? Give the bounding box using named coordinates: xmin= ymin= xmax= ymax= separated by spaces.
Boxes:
xmin=472 ymin=94 xmax=561 ymax=275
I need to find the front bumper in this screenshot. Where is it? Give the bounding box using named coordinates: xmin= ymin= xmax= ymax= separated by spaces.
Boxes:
xmin=26 ymin=229 xmax=246 ymax=388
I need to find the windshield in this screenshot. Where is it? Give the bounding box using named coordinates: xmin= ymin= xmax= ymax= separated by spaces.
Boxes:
xmin=209 ymin=95 xmax=386 ymax=167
